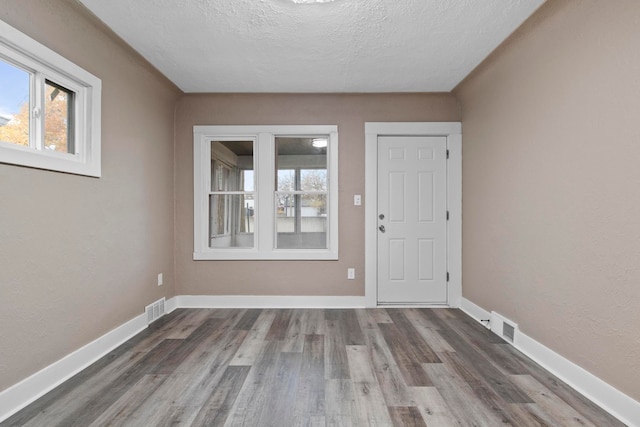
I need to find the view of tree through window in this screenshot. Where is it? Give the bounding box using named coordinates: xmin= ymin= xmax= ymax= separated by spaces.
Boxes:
xmin=44 ymin=80 xmax=73 ymax=153
xmin=0 ymin=59 xmax=74 ymax=153
xmin=0 ymin=59 xmax=29 ymax=146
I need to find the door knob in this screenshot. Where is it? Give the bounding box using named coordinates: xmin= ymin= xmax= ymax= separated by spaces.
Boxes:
xmin=379 ymin=214 xmax=385 ymax=220
xmin=379 ymin=225 xmax=385 ymax=233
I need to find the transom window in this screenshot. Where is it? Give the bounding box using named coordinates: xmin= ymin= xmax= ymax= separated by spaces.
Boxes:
xmin=193 ymin=126 xmax=338 ymax=260
xmin=0 ymin=19 xmax=101 ymax=177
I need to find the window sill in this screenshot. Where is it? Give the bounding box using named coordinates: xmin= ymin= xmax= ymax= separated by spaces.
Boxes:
xmin=0 ymin=142 xmax=100 ymax=177
xmin=193 ymin=249 xmax=338 ymax=261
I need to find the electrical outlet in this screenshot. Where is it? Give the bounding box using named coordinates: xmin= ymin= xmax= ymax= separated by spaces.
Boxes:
xmin=157 ymin=273 xmax=163 ymax=286
xmin=347 ymin=268 xmax=355 ymax=280
xmin=353 ymin=195 xmax=361 ymax=206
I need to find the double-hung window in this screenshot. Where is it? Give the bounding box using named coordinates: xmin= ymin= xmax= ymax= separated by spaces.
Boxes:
xmin=0 ymin=20 xmax=101 ymax=177
xmin=193 ymin=125 xmax=338 ymax=260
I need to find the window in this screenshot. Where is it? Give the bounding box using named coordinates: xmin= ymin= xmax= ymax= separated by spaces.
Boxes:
xmin=0 ymin=20 xmax=101 ymax=177
xmin=209 ymin=139 xmax=255 ymax=249
xmin=194 ymin=126 xmax=338 ymax=260
xmin=275 ymin=137 xmax=328 ymax=249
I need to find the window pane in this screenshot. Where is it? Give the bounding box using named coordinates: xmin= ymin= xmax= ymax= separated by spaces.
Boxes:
xmin=209 ymin=194 xmax=254 ymax=248
xmin=300 ymin=169 xmax=327 ymax=191
xmin=212 ymin=160 xmax=231 ymax=191
xmin=209 ymin=139 xmax=255 ymax=249
xmin=44 ymin=80 xmax=74 ymax=153
xmin=275 ymin=136 xmax=327 ymax=184
xmin=276 ymin=193 xmax=327 ymax=249
xmin=274 ymin=136 xmax=329 ymax=250
xmin=300 ymin=193 xmax=327 ymax=232
xmin=0 ymin=59 xmax=30 ymax=147
xmin=277 ymin=169 xmax=295 ymax=191
xmin=211 ymin=140 xmax=254 ymax=192
xmin=243 ymin=169 xmax=254 ymax=192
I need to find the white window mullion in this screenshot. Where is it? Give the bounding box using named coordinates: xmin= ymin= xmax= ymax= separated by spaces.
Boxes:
xmin=34 ymin=72 xmax=46 ymax=150
xmin=193 ymin=133 xmax=209 ymax=256
xmin=327 ymin=131 xmax=339 ymax=257
xmin=203 ymin=138 xmax=212 ymax=251
xmin=256 ymin=132 xmax=274 ymax=253
xmin=30 ymin=72 xmax=44 ymax=150
xmin=74 ymin=88 xmax=85 ymax=158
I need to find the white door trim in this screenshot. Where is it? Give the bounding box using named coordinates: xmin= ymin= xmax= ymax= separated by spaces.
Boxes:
xmin=364 ymin=122 xmax=461 ymax=308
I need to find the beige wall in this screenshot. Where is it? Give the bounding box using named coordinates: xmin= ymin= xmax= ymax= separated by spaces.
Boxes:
xmin=455 ymin=0 xmax=640 ymax=401
xmin=0 ymin=0 xmax=180 ymax=392
xmin=175 ymin=94 xmax=459 ymax=296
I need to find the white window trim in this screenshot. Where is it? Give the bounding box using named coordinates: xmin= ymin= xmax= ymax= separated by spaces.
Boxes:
xmin=193 ymin=125 xmax=339 ymax=260
xmin=0 ymin=19 xmax=101 ymax=177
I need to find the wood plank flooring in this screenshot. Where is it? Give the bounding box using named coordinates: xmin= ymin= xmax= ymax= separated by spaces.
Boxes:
xmin=2 ymin=308 xmax=625 ymax=427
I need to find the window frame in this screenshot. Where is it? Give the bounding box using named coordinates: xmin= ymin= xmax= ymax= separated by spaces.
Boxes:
xmin=0 ymin=19 xmax=101 ymax=177
xmin=193 ymin=125 xmax=339 ymax=260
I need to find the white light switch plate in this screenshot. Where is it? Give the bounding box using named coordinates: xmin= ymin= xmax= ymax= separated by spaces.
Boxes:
xmin=347 ymin=268 xmax=355 ymax=280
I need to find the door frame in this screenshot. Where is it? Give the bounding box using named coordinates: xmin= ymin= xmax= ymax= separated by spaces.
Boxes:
xmin=364 ymin=122 xmax=461 ymax=308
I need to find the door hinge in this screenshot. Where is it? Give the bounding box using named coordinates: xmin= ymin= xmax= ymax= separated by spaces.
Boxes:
xmin=446 ymin=149 xmax=450 ymax=159
xmin=447 ymin=272 xmax=450 ymax=282
xmin=446 ymin=210 xmax=450 ymax=221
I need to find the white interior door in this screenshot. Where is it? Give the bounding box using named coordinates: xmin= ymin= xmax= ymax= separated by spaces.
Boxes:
xmin=377 ymin=136 xmax=448 ymax=304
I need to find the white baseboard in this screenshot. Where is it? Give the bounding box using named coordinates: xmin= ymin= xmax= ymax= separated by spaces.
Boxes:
xmin=176 ymin=295 xmax=367 ymax=308
xmin=0 ymin=312 xmax=148 ymax=422
xmin=165 ymin=295 xmax=179 ymax=314
xmin=460 ymin=297 xmax=640 ymax=427
xmin=376 ymin=304 xmax=450 ymax=308
xmin=460 ymin=297 xmax=491 ymax=328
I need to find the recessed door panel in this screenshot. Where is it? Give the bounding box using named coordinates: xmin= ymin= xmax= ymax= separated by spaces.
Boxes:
xmin=389 ymin=172 xmax=405 ymax=222
xmin=389 ymin=147 xmax=405 ymax=160
xmin=418 ymin=239 xmax=434 ymax=280
xmin=389 ymin=239 xmax=405 ymax=280
xmin=418 ymin=148 xmax=434 ymax=160
xmin=418 ymin=172 xmax=434 ymax=222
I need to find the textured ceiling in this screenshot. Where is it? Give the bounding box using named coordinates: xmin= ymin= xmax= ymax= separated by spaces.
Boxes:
xmin=78 ymin=0 xmax=544 ymax=93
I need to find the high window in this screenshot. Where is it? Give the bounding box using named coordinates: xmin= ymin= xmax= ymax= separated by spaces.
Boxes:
xmin=0 ymin=20 xmax=101 ymax=177
xmin=194 ymin=126 xmax=338 ymax=260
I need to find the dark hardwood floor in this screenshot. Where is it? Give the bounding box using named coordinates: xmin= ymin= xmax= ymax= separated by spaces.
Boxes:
xmin=2 ymin=308 xmax=625 ymax=426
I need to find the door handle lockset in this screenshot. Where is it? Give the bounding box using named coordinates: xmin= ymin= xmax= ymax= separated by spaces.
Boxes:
xmin=379 ymin=214 xmax=385 ymax=220
xmin=379 ymin=225 xmax=385 ymax=233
